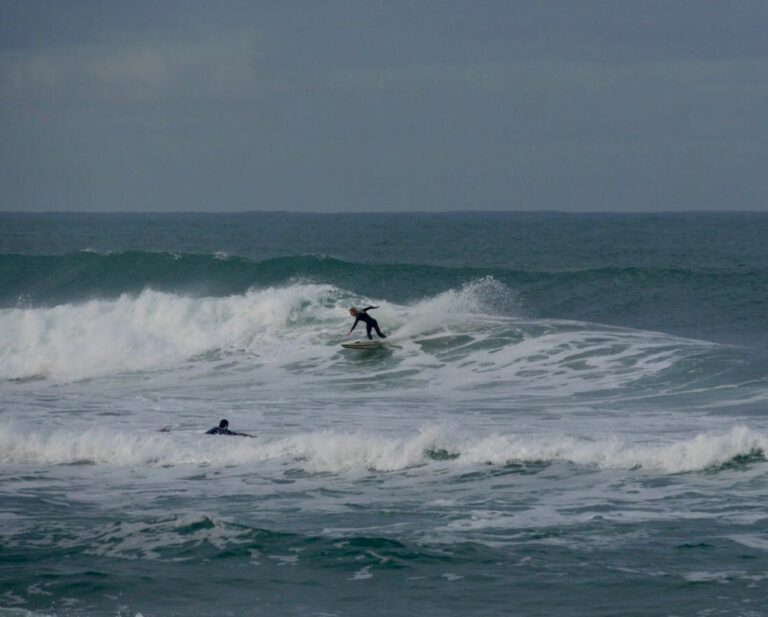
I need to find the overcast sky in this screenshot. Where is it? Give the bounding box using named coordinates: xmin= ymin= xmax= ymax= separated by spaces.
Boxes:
xmin=2 ymin=0 xmax=767 ymax=212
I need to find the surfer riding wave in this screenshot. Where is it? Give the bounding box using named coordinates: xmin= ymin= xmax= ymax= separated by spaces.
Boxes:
xmin=348 ymin=306 xmax=387 ymax=340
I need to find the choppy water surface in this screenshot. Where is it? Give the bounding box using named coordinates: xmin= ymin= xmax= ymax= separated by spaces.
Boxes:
xmin=1 ymin=212 xmax=767 ymax=616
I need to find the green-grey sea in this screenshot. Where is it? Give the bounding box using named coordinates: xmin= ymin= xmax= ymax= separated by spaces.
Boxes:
xmin=1 ymin=212 xmax=767 ymax=616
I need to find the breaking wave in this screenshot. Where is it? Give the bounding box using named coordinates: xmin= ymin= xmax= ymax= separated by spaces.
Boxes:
xmin=1 ymin=423 xmax=764 ymax=474
xmin=0 ymin=276 xmax=723 ymax=401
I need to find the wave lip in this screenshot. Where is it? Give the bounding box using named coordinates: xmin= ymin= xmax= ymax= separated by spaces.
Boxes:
xmin=1 ymin=424 xmax=764 ymax=475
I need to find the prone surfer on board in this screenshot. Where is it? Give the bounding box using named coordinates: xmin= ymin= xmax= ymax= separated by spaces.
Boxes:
xmin=205 ymin=419 xmax=253 ymax=437
xmin=348 ymin=306 xmax=387 ymax=340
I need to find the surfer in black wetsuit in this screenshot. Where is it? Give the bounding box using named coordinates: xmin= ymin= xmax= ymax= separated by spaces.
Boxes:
xmin=205 ymin=419 xmax=253 ymax=437
xmin=348 ymin=306 xmax=387 ymax=340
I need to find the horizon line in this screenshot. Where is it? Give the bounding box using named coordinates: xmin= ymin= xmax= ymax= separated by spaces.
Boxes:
xmin=2 ymin=209 xmax=767 ymax=216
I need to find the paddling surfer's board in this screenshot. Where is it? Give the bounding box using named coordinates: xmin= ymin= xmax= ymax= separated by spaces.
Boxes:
xmin=341 ymin=340 xmax=384 ymax=350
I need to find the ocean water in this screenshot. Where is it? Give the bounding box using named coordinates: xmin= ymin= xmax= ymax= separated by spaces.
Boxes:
xmin=1 ymin=211 xmax=767 ymax=617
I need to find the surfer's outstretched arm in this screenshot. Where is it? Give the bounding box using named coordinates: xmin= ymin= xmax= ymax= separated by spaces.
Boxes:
xmin=230 ymin=430 xmax=255 ymax=438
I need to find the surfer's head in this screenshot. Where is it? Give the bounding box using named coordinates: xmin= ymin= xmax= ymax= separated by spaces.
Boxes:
xmin=219 ymin=419 xmax=229 ymax=429
xmin=349 ymin=307 xmax=357 ymax=316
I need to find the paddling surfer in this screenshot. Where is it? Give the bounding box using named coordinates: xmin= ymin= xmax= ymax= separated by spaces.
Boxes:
xmin=205 ymin=419 xmax=253 ymax=437
xmin=348 ymin=306 xmax=387 ymax=340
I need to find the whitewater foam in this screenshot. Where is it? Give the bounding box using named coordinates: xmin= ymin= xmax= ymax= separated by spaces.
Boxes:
xmin=1 ymin=423 xmax=764 ymax=474
xmin=0 ymin=285 xmax=342 ymax=381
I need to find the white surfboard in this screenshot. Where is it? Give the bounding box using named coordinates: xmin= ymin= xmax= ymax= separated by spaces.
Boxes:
xmin=341 ymin=339 xmax=384 ymax=350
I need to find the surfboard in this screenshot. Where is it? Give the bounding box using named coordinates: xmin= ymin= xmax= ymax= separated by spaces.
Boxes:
xmin=341 ymin=340 xmax=384 ymax=350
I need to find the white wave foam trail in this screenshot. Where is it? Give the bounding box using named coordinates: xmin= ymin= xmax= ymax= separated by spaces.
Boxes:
xmin=1 ymin=423 xmax=764 ymax=474
xmin=378 ymin=278 xmax=722 ymax=398
xmin=0 ymin=285 xmax=342 ymax=381
xmin=426 ymin=327 xmax=712 ymax=396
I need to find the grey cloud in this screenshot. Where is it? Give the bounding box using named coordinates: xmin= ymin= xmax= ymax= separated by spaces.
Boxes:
xmin=1 ymin=0 xmax=767 ymax=212
xmin=0 ymin=29 xmax=264 ymax=103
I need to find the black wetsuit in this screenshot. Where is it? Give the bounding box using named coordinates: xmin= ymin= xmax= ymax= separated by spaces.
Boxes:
xmin=350 ymin=306 xmax=387 ymax=340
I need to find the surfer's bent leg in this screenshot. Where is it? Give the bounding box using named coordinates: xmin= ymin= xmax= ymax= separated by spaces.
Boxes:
xmin=366 ymin=323 xmax=374 ymax=340
xmin=372 ymin=321 xmax=386 ymax=339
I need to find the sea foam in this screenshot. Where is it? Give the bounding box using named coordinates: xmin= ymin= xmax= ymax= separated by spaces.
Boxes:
xmin=1 ymin=423 xmax=764 ymax=474
xmin=0 ymin=285 xmax=340 ymax=381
